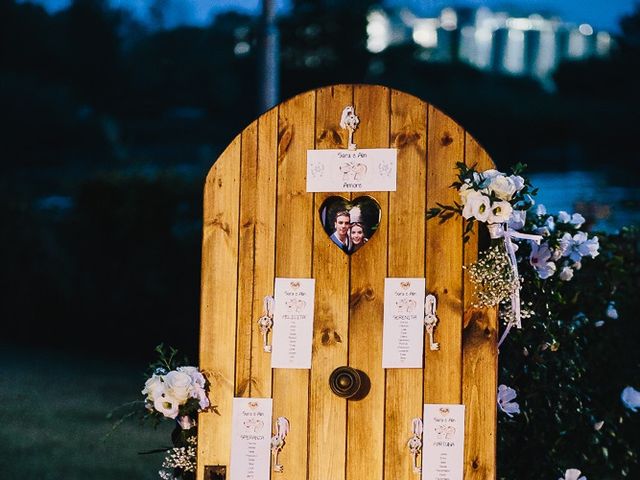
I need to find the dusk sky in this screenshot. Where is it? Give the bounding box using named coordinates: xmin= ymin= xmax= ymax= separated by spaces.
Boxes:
xmin=27 ymin=0 xmax=640 ymax=33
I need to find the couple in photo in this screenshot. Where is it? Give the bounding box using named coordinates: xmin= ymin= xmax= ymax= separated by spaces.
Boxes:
xmin=330 ymin=207 xmax=368 ymax=254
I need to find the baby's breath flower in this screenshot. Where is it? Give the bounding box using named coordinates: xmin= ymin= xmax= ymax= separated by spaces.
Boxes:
xmin=158 ymin=435 xmax=198 ymax=479
xmin=466 ymin=244 xmax=519 ymax=309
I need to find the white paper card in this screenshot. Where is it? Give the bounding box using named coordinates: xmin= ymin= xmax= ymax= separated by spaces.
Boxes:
xmin=271 ymin=278 xmax=316 ymax=369
xmin=382 ymin=278 xmax=426 ymax=368
xmin=229 ymin=397 xmax=273 ymax=480
xmin=422 ymin=404 xmax=465 ymax=480
xmin=306 ymin=148 xmax=397 ymax=192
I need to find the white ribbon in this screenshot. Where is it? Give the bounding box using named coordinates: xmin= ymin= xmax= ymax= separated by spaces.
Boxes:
xmin=271 ymin=416 xmax=290 ymax=473
xmin=411 ymin=417 xmax=423 ymax=437
xmin=264 ymin=295 xmax=275 ymax=318
xmin=408 ymin=417 xmax=423 ymax=474
xmin=486 ymin=223 xmax=542 ymax=349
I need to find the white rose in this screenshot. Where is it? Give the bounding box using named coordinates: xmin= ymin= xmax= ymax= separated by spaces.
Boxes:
xmin=462 ymin=191 xmax=491 ymax=222
xmin=142 ymin=374 xmax=164 ymax=402
xmin=480 ymin=169 xmax=501 ymax=180
xmin=474 ymin=169 xmax=501 ymax=189
xmin=154 ymin=393 xmax=180 ymax=419
xmin=164 ymin=370 xmax=193 ymax=403
xmin=487 ymin=200 xmax=512 ymax=224
xmin=177 ymin=366 xmax=206 ymax=389
xmin=488 ymin=175 xmax=517 ymax=200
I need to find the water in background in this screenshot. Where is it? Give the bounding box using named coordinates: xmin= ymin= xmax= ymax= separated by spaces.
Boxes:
xmin=528 ymin=170 xmax=639 ymax=233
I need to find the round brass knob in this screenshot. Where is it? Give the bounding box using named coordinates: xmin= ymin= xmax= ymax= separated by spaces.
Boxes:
xmin=329 ymin=366 xmax=369 ymax=400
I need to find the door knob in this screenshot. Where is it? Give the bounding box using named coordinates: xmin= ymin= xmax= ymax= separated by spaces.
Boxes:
xmin=329 ymin=366 xmax=370 ymax=400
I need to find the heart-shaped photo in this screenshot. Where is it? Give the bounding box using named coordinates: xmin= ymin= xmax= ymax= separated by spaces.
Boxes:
xmin=319 ymin=196 xmax=382 ymax=255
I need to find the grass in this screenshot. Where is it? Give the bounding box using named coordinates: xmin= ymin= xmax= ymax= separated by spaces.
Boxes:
xmin=0 ymin=345 xmax=176 ymax=479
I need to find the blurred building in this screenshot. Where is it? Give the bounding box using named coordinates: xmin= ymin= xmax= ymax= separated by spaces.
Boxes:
xmin=367 ymin=6 xmax=613 ymax=88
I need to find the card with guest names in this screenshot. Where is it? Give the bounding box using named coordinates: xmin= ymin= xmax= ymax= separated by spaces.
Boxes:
xmin=422 ymin=404 xmax=465 ymax=480
xmin=306 ymin=148 xmax=397 ymax=192
xmin=382 ymin=277 xmax=426 ymax=368
xmin=271 ymin=278 xmax=316 ymax=369
xmin=229 ymin=397 xmax=273 ymax=480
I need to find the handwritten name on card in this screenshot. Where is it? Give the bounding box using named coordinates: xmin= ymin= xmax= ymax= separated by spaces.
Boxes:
xmin=271 ymin=278 xmax=316 ymax=369
xmin=422 ymin=404 xmax=465 ymax=480
xmin=230 ymin=398 xmax=273 ymax=480
xmin=306 ymin=148 xmax=397 ymax=192
xmin=382 ymin=278 xmax=426 ymax=368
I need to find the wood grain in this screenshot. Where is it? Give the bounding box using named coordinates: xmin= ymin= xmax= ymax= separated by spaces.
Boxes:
xmin=424 ymin=105 xmax=465 ymax=404
xmin=462 ymin=134 xmax=498 ymax=480
xmin=384 ymin=89 xmax=428 ymax=480
xmin=346 ymin=85 xmax=390 ymax=480
xmin=272 ymin=90 xmax=316 ymax=480
xmin=197 ymin=85 xmax=499 ymax=480
xmin=197 ymin=136 xmax=241 ymax=479
xmin=308 ymin=85 xmax=352 ymax=480
xmin=235 ymin=120 xmax=257 ymax=397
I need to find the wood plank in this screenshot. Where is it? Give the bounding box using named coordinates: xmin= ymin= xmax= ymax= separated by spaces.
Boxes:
xmin=197 ymin=136 xmax=242 ymax=479
xmin=309 ymin=84 xmax=353 ymax=480
xmin=462 ymin=135 xmax=498 ymax=480
xmin=247 ymin=108 xmax=279 ymax=398
xmin=384 ymin=90 xmax=428 ymax=480
xmin=346 ymin=85 xmax=390 ymax=480
xmin=235 ymin=120 xmax=257 ymax=397
xmin=424 ymin=105 xmax=465 ymax=404
xmin=272 ymin=90 xmax=316 ymax=480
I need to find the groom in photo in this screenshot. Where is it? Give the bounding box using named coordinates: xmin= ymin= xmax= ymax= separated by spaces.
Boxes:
xmin=330 ymin=210 xmax=351 ymax=252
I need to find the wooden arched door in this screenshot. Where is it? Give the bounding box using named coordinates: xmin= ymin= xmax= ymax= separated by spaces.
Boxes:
xmin=197 ymin=85 xmax=497 ymax=480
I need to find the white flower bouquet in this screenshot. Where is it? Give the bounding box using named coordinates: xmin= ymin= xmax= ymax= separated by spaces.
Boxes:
xmin=140 ymin=344 xmax=211 ymax=480
xmin=142 ymin=366 xmax=209 ymax=426
xmin=428 ymin=162 xmax=600 ymax=346
xmin=428 ymin=162 xmax=536 ymax=241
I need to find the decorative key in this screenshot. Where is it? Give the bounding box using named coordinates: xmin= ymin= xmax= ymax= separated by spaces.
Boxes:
xmin=271 ymin=416 xmax=290 ymax=473
xmin=424 ymin=294 xmax=440 ymax=351
xmin=257 ymin=295 xmax=275 ymax=353
xmin=340 ymin=105 xmax=360 ymax=151
xmin=407 ymin=417 xmax=423 ymax=474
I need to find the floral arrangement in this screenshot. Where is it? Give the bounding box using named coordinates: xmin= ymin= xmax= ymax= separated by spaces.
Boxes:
xmin=428 ymin=162 xmax=600 ymax=346
xmin=426 ymin=162 xmax=631 ymax=479
xmin=139 ymin=344 xmax=211 ymax=480
xmin=142 ymin=348 xmax=210 ymax=428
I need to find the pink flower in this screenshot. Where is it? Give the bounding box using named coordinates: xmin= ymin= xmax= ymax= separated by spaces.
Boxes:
xmin=529 ymin=242 xmax=556 ymax=279
xmin=558 ymin=468 xmax=586 ymax=480
xmin=497 ymin=384 xmax=520 ymax=417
